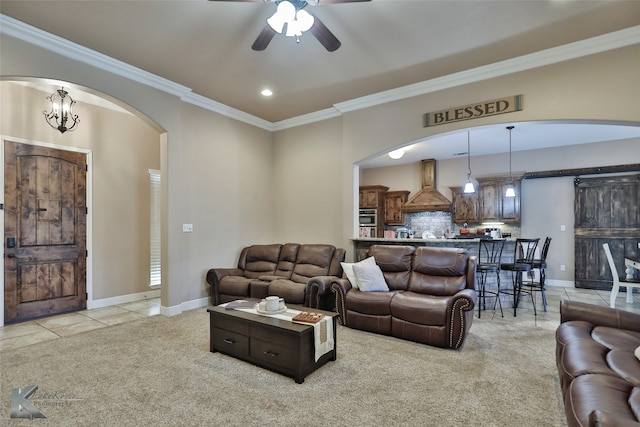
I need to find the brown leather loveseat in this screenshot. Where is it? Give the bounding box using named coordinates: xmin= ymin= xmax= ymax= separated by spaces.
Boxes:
xmin=556 ymin=300 xmax=640 ymax=426
xmin=330 ymin=245 xmax=477 ymax=349
xmin=206 ymin=243 xmax=345 ymax=311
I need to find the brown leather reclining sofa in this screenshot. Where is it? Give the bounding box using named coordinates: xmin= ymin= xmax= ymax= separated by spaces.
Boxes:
xmin=556 ymin=300 xmax=640 ymax=426
xmin=330 ymin=245 xmax=477 ymax=349
xmin=206 ymin=243 xmax=345 ymax=311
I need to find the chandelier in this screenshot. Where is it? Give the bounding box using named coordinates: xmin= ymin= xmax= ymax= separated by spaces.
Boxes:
xmin=43 ymin=87 xmax=79 ymax=134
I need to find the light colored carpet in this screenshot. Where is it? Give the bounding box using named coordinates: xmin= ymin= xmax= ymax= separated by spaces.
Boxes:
xmin=0 ymin=309 xmax=565 ymax=426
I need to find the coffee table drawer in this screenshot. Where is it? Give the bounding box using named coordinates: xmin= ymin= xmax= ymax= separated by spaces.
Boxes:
xmin=250 ymin=338 xmax=295 ymax=368
xmin=212 ymin=328 xmax=249 ymax=358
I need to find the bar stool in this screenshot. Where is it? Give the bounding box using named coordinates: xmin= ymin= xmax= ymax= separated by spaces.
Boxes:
xmin=500 ymin=238 xmax=539 ymax=316
xmin=476 ymin=239 xmax=506 ymax=318
xmin=525 ymin=237 xmax=551 ymax=312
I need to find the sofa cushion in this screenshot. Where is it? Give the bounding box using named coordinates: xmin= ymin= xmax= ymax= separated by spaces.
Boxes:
xmin=274 ymin=243 xmax=300 ymax=278
xmin=268 ymin=279 xmax=306 ymax=305
xmin=390 ymin=291 xmax=448 ymax=326
xmin=290 ymin=244 xmax=335 ymax=284
xmin=241 ymin=244 xmax=282 ymax=279
xmin=341 ymin=256 xmax=376 ymax=290
xmin=410 ymin=247 xmax=469 ymax=296
xmin=592 ymin=327 xmax=640 ymax=353
xmin=565 ymin=374 xmax=640 ymax=427
xmin=345 ymin=289 xmax=397 ymax=315
xmin=368 ymin=245 xmax=414 ymax=291
xmin=353 ymin=262 xmax=389 ymax=292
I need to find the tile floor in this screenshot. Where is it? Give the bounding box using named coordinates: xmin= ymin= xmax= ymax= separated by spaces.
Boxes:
xmin=2 ymin=287 xmax=640 ymax=352
xmin=0 ymin=298 xmax=160 ymax=352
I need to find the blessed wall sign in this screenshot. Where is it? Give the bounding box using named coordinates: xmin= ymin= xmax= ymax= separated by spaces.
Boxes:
xmin=424 ymin=95 xmax=523 ymax=127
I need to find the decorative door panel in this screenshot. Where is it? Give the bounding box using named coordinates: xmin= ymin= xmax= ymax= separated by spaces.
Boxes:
xmin=574 ymin=175 xmax=640 ymax=289
xmin=4 ymin=140 xmax=87 ymax=323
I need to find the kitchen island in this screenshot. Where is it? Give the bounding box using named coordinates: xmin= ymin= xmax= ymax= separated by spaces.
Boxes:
xmin=352 ymin=237 xmax=516 ymax=262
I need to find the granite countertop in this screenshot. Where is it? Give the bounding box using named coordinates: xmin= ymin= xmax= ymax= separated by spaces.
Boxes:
xmin=352 ymin=237 xmax=514 ymax=243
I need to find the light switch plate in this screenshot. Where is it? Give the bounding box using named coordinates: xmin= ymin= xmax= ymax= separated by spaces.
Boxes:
xmin=182 ymin=224 xmax=193 ymax=233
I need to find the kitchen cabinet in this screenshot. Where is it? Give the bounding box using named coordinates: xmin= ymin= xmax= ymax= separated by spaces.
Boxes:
xmin=384 ymin=190 xmax=410 ymax=225
xmin=477 ymin=177 xmax=521 ymax=224
xmin=450 ymin=186 xmax=479 ymax=225
xmin=359 ymin=185 xmax=388 ymax=209
xmin=359 ymin=185 xmax=388 ymax=237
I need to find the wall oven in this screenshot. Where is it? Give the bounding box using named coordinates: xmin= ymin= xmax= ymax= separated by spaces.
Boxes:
xmin=359 ymin=209 xmax=377 ymax=226
xmin=359 ymin=209 xmax=377 ymax=238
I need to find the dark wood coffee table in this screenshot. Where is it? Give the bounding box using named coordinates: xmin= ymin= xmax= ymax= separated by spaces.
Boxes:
xmin=207 ymin=303 xmax=338 ymax=383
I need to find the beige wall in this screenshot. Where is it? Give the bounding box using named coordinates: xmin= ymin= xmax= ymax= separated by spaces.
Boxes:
xmin=2 ymin=29 xmax=639 ymax=314
xmin=272 ymin=117 xmax=344 ymax=243
xmin=0 ymin=82 xmax=160 ymax=300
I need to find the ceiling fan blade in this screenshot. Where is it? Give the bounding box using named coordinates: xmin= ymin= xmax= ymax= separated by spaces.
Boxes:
xmin=309 ymin=16 xmax=341 ymax=52
xmin=252 ymin=25 xmax=278 ymax=51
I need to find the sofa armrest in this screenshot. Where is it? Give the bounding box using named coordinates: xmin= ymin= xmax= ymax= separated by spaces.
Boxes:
xmin=306 ymin=276 xmax=340 ymax=310
xmin=331 ymin=278 xmax=353 ymax=325
xmin=560 ymin=300 xmax=640 ymax=333
xmin=206 ymin=268 xmax=243 ymax=305
xmin=455 ymin=288 xmax=477 ymax=309
xmin=446 ymin=289 xmax=477 ymax=349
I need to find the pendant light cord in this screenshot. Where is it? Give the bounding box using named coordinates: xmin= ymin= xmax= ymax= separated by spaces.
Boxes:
xmin=467 ymin=132 xmax=472 ymax=179
xmin=507 ymin=125 xmax=514 ymax=182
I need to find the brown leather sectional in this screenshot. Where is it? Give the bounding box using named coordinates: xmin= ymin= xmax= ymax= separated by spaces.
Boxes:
xmin=206 ymin=243 xmax=345 ymax=311
xmin=330 ymin=245 xmax=477 ymax=349
xmin=556 ymin=300 xmax=640 ymax=426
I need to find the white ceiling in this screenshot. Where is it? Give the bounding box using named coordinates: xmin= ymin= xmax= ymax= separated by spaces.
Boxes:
xmin=2 ymin=0 xmax=640 ymax=168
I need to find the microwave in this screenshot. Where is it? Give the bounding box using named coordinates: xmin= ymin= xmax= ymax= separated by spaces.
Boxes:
xmin=359 ymin=209 xmax=377 ymax=226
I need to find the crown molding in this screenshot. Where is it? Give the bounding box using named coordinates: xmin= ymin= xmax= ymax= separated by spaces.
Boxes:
xmin=2 ymin=14 xmax=639 ymax=132
xmin=181 ymin=91 xmax=273 ymax=131
xmin=333 ymin=25 xmax=640 ymax=115
xmin=272 ymin=107 xmax=342 ymax=131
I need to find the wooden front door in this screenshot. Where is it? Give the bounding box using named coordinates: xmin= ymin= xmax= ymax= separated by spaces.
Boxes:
xmin=4 ymin=140 xmax=87 ymax=323
xmin=574 ymin=175 xmax=640 ymax=289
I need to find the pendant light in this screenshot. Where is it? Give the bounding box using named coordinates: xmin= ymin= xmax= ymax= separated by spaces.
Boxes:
xmin=505 ymin=126 xmax=516 ymax=198
xmin=463 ymin=132 xmax=475 ymax=193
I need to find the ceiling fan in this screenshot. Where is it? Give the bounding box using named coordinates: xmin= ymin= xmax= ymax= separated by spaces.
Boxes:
xmin=209 ymin=0 xmax=371 ymax=52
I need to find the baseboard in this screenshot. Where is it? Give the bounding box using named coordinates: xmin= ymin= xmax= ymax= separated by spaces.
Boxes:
xmin=160 ymin=296 xmax=210 ymax=317
xmin=88 ymin=289 xmax=161 ymax=310
xmin=546 ymin=279 xmax=575 ymax=288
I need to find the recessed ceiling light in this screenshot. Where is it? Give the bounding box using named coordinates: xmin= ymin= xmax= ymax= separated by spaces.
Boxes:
xmin=261 ymin=89 xmax=273 ymax=97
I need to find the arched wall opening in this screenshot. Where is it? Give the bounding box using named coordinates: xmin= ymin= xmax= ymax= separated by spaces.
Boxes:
xmin=0 ymin=78 xmax=165 ymax=326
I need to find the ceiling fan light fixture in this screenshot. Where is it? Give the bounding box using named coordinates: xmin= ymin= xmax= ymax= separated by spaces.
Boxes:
xmin=267 ymin=1 xmax=296 ymax=33
xmin=296 ymin=9 xmax=315 ymax=32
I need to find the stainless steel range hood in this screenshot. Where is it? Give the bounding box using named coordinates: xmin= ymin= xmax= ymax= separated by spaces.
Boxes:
xmin=402 ymin=159 xmax=452 ymax=212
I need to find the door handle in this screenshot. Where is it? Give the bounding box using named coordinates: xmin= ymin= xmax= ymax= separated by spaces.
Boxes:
xmin=37 ymin=208 xmax=47 ymax=212
xmin=5 ymin=254 xmax=15 ymax=259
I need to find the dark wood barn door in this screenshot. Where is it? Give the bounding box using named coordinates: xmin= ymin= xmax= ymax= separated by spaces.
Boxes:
xmin=4 ymin=140 xmax=87 ymax=323
xmin=574 ymin=175 xmax=640 ymax=289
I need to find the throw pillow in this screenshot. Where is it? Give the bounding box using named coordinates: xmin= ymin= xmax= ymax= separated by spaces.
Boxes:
xmin=341 ymin=256 xmax=376 ymax=290
xmin=352 ymin=262 xmax=389 ymax=292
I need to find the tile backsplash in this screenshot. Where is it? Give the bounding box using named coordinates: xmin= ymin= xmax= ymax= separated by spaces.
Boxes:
xmin=385 ymin=211 xmax=521 ymax=238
